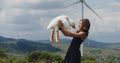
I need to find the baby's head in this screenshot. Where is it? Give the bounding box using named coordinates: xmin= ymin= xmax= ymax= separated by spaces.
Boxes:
xmin=70 ymin=23 xmax=76 ymax=29
xmin=65 ymin=17 xmax=76 ymax=29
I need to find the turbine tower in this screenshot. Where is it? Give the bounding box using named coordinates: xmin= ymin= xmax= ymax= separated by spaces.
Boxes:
xmin=66 ymin=0 xmax=103 ymax=56
xmin=17 ymin=31 xmax=19 ymax=39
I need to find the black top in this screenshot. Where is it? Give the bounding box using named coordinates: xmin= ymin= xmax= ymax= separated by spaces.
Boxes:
xmin=63 ymin=37 xmax=83 ymax=63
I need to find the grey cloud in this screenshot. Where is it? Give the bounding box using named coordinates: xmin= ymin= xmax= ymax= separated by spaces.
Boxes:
xmin=12 ymin=18 xmax=41 ymax=32
xmin=11 ymin=24 xmax=41 ymax=32
xmin=1 ymin=10 xmax=41 ymax=32
xmin=12 ymin=1 xmax=65 ymax=10
xmin=12 ymin=13 xmax=39 ymax=24
xmin=0 ymin=0 xmax=67 ymax=10
xmin=0 ymin=0 xmax=74 ymax=11
xmin=89 ymin=31 xmax=120 ymax=43
xmin=0 ymin=8 xmax=61 ymax=33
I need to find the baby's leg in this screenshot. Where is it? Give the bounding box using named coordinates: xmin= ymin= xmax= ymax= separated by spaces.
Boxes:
xmin=50 ymin=29 xmax=54 ymax=43
xmin=56 ymin=31 xmax=60 ymax=43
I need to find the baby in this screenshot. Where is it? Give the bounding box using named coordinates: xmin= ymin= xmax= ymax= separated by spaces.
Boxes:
xmin=47 ymin=15 xmax=75 ymax=43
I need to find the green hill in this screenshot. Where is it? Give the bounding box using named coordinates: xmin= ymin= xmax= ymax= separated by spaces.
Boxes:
xmin=0 ymin=36 xmax=61 ymax=54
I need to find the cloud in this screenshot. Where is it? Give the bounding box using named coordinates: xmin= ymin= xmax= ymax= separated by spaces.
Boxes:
xmin=110 ymin=2 xmax=120 ymax=6
xmin=0 ymin=0 xmax=120 ymax=42
xmin=0 ymin=0 xmax=66 ymax=10
xmin=0 ymin=8 xmax=42 ymax=35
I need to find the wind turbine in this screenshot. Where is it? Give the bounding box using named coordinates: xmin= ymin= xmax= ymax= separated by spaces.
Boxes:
xmin=65 ymin=0 xmax=103 ymax=56
xmin=66 ymin=0 xmax=103 ymax=21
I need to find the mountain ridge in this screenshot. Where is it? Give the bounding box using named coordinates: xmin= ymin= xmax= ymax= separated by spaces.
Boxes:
xmin=0 ymin=36 xmax=61 ymax=53
xmin=0 ymin=36 xmax=120 ymax=54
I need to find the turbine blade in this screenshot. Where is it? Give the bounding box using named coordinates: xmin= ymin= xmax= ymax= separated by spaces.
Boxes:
xmin=64 ymin=1 xmax=80 ymax=8
xmin=84 ymin=1 xmax=104 ymax=21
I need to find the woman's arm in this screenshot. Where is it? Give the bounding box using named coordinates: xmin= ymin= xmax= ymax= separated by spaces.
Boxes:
xmin=60 ymin=27 xmax=86 ymax=37
xmin=58 ymin=20 xmax=86 ymax=38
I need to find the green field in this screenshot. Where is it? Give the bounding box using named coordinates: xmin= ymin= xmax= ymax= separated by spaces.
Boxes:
xmin=51 ymin=43 xmax=120 ymax=61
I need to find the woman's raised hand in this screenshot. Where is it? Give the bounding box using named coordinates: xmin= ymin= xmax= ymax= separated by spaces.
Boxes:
xmin=57 ymin=20 xmax=64 ymax=29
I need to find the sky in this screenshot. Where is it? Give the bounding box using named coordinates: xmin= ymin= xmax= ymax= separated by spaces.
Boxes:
xmin=0 ymin=0 xmax=120 ymax=43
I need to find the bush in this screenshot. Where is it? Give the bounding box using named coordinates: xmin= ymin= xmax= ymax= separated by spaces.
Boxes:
xmin=81 ymin=60 xmax=96 ymax=63
xmin=0 ymin=58 xmax=7 ymax=63
xmin=0 ymin=49 xmax=7 ymax=58
xmin=82 ymin=55 xmax=96 ymax=61
xmin=51 ymin=53 xmax=63 ymax=63
xmin=81 ymin=55 xmax=96 ymax=63
xmin=7 ymin=56 xmax=26 ymax=63
xmin=27 ymin=51 xmax=42 ymax=62
xmin=27 ymin=51 xmax=63 ymax=63
xmin=101 ymin=60 xmax=116 ymax=63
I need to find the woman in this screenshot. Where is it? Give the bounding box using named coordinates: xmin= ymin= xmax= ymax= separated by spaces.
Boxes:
xmin=58 ymin=19 xmax=90 ymax=63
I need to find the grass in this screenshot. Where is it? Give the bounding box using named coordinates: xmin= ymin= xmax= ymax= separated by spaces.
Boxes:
xmin=50 ymin=43 xmax=120 ymax=61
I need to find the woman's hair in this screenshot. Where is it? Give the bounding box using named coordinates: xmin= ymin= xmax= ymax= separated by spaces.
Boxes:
xmin=80 ymin=19 xmax=90 ymax=32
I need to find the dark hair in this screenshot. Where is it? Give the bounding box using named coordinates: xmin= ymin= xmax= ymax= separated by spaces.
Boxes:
xmin=80 ymin=19 xmax=90 ymax=32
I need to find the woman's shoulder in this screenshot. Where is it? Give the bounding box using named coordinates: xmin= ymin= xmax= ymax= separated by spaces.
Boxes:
xmin=75 ymin=31 xmax=88 ymax=40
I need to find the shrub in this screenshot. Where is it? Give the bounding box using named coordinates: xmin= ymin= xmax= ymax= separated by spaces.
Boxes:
xmin=0 ymin=49 xmax=7 ymax=58
xmin=27 ymin=51 xmax=42 ymax=62
xmin=27 ymin=51 xmax=63 ymax=63
xmin=81 ymin=55 xmax=96 ymax=63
